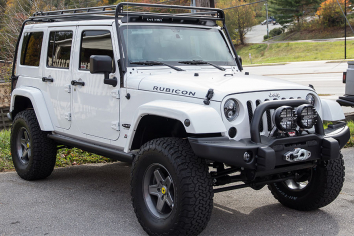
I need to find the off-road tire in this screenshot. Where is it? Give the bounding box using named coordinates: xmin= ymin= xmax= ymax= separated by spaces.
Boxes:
xmin=131 ymin=138 xmax=214 ymax=236
xmin=11 ymin=110 xmax=57 ymax=180
xmin=268 ymin=153 xmax=345 ymax=211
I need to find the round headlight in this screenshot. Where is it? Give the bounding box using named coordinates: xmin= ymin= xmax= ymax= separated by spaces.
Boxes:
xmin=306 ymin=94 xmax=316 ymax=106
xmin=296 ymin=104 xmax=318 ymax=129
xmin=224 ymin=99 xmax=239 ymax=121
xmin=273 ymin=106 xmax=297 ymax=131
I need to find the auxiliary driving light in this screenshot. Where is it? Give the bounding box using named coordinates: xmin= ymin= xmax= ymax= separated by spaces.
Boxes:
xmin=273 ymin=106 xmax=297 ymax=131
xmin=224 ymin=99 xmax=240 ymax=121
xmin=296 ymin=104 xmax=318 ymax=129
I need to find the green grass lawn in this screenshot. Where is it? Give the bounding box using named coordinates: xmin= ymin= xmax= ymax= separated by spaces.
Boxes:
xmin=237 ymin=41 xmax=354 ymax=65
xmin=1 ymin=121 xmax=354 ymax=172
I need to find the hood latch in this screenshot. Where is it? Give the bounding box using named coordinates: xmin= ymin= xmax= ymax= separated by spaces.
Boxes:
xmin=204 ymin=89 xmax=214 ymax=105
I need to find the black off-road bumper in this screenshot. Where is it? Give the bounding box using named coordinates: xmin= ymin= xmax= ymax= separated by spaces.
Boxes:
xmin=337 ymin=95 xmax=354 ymax=107
xmin=188 ymin=99 xmax=350 ymax=173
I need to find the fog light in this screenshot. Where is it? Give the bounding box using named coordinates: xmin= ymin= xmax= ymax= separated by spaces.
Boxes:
xmin=296 ymin=104 xmax=318 ymax=129
xmin=273 ymin=106 xmax=297 ymax=131
xmin=228 ymin=127 xmax=237 ymax=138
xmin=243 ymin=152 xmax=252 ymax=163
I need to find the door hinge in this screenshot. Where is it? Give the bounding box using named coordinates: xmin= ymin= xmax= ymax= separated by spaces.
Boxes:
xmin=65 ymin=84 xmax=71 ymax=93
xmin=111 ymin=121 xmax=120 ymax=131
xmin=111 ymin=90 xmax=120 ymax=99
xmin=65 ymin=113 xmax=72 ymax=121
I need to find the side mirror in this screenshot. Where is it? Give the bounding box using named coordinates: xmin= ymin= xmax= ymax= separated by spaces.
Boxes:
xmin=238 ymin=55 xmax=242 ymax=66
xmin=90 ymin=55 xmax=117 ymax=87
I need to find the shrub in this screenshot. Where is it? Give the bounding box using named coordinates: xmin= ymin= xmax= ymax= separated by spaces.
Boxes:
xmin=269 ymin=27 xmax=283 ymax=37
xmin=316 ymin=0 xmax=350 ymax=27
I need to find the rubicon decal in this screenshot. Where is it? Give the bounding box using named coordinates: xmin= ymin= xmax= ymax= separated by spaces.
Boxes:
xmin=153 ymin=86 xmax=196 ymax=96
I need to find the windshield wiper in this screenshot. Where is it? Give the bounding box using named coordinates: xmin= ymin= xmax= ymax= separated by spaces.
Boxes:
xmin=178 ymin=60 xmax=226 ymax=71
xmin=130 ymin=61 xmax=184 ymax=71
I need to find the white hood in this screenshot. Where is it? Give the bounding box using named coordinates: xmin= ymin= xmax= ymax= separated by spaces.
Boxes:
xmin=136 ymin=71 xmax=313 ymax=101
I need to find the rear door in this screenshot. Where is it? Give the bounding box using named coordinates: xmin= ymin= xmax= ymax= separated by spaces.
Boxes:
xmin=42 ymin=27 xmax=76 ymax=130
xmin=71 ymin=26 xmax=120 ymax=141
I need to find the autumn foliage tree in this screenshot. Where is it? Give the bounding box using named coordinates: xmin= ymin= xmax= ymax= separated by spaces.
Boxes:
xmin=316 ymin=0 xmax=350 ymax=26
xmin=217 ymin=0 xmax=257 ymax=45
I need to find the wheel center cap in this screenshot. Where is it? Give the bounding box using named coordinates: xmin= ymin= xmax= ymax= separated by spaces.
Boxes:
xmin=161 ymin=186 xmax=167 ymax=195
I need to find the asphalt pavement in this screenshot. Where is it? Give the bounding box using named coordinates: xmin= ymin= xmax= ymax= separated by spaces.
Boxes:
xmin=0 ymin=148 xmax=353 ymax=236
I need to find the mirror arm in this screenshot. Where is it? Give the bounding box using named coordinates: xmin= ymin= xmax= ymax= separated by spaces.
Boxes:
xmin=104 ymin=72 xmax=118 ymax=87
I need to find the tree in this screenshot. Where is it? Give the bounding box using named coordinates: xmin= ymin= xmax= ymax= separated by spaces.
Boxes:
xmin=217 ymin=0 xmax=257 ymax=44
xmin=269 ymin=0 xmax=321 ymax=26
xmin=316 ymin=0 xmax=350 ymax=26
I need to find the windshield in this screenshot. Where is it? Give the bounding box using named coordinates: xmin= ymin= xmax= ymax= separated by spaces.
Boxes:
xmin=120 ymin=25 xmax=236 ymax=67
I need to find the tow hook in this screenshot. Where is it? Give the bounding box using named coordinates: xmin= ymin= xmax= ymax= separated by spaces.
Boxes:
xmin=283 ymin=148 xmax=311 ymax=162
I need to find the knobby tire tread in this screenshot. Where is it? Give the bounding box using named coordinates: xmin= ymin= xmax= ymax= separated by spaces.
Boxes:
xmin=268 ymin=153 xmax=345 ymax=211
xmin=131 ymin=138 xmax=213 ymax=236
xmin=11 ymin=110 xmax=57 ymax=180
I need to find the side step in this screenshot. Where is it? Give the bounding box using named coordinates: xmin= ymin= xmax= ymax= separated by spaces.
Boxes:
xmin=48 ymin=134 xmax=133 ymax=163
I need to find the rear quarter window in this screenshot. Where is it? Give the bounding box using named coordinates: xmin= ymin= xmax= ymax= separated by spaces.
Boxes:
xmin=20 ymin=32 xmax=44 ymax=67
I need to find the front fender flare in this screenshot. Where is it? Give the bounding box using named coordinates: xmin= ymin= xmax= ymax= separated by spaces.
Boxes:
xmin=125 ymin=100 xmax=226 ymax=152
xmin=11 ymin=87 xmax=54 ymax=131
xmin=321 ymin=99 xmax=345 ymax=121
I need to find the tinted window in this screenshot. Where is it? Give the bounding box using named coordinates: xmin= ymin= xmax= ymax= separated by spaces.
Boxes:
xmin=20 ymin=32 xmax=44 ymax=67
xmin=47 ymin=31 xmax=73 ymax=68
xmin=121 ymin=26 xmax=235 ymax=66
xmin=80 ymin=30 xmax=114 ymax=71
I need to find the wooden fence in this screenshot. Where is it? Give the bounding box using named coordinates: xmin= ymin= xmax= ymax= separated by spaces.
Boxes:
xmin=0 ymin=106 xmax=11 ymax=131
xmin=0 ymin=82 xmax=11 ymax=130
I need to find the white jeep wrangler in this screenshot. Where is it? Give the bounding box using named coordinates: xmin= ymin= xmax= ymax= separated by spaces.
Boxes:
xmin=8 ymin=3 xmax=350 ymax=236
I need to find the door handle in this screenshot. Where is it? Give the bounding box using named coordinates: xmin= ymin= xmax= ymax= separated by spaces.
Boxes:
xmin=42 ymin=77 xmax=54 ymax=82
xmin=71 ymin=80 xmax=85 ymax=86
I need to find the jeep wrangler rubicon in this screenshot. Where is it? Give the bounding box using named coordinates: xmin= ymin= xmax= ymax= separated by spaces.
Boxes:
xmin=8 ymin=3 xmax=350 ymax=236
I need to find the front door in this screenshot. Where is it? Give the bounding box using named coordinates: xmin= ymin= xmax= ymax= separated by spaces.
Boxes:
xmin=72 ymin=26 xmax=120 ymax=141
xmin=43 ymin=27 xmax=75 ymax=130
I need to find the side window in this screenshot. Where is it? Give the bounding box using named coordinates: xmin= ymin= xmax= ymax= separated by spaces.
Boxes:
xmin=20 ymin=32 xmax=44 ymax=67
xmin=79 ymin=30 xmax=114 ymax=71
xmin=47 ymin=31 xmax=73 ymax=68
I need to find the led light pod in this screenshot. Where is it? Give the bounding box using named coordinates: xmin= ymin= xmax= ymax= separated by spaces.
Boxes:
xmin=224 ymin=99 xmax=240 ymax=121
xmin=273 ymin=106 xmax=297 ymax=131
xmin=296 ymin=104 xmax=318 ymax=129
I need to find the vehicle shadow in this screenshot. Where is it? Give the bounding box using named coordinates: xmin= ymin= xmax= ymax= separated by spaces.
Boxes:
xmin=202 ymin=202 xmax=339 ymax=236
xmin=17 ymin=162 xmax=340 ymax=236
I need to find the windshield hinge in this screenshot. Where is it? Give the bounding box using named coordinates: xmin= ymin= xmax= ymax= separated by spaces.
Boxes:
xmin=203 ymin=89 xmax=214 ymax=105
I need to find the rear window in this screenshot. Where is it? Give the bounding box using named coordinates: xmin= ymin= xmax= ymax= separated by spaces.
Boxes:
xmin=20 ymin=32 xmax=44 ymax=67
xmin=47 ymin=31 xmax=73 ymax=69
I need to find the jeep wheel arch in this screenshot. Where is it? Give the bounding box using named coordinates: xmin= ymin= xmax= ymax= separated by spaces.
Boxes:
xmin=125 ymin=100 xmax=226 ymax=152
xmin=11 ymin=87 xmax=54 ymax=131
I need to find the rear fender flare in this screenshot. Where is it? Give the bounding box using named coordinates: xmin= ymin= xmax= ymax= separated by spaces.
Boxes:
xmin=11 ymin=87 xmax=54 ymax=131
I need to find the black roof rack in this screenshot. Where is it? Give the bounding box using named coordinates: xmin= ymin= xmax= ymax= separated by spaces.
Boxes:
xmin=29 ymin=2 xmax=225 ymax=24
xmin=11 ymin=2 xmax=242 ymax=91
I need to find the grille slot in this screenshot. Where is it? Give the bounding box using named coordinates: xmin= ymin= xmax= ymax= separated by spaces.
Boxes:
xmin=256 ymin=100 xmax=264 ymax=132
xmin=247 ymin=101 xmax=253 ymax=124
xmin=265 ymin=99 xmax=272 ymax=131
